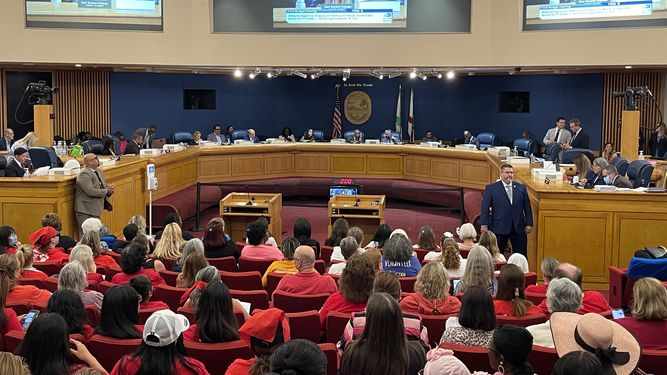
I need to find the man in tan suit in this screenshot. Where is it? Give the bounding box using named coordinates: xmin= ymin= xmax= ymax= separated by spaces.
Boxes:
xmin=75 ymin=153 xmax=115 ymax=235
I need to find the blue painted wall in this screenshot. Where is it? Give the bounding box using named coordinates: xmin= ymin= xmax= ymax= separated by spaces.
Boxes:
xmin=110 ymin=72 xmax=604 ymax=149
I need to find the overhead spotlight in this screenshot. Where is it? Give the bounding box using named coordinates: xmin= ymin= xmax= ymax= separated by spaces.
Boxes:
xmin=292 ymin=69 xmax=308 ymax=79
xmin=420 ymin=74 xmax=427 ymax=81
xmin=234 ymin=68 xmax=242 ymax=78
xmin=311 ymin=69 xmax=327 ymax=79
xmin=267 ymin=71 xmax=273 ymax=78
xmin=436 ymin=72 xmax=443 ymax=79
xmin=625 ymin=65 xmax=633 ymax=69
xmin=249 ymin=73 xmax=256 ymax=79
xmin=388 ymin=71 xmax=402 ymax=79
xmin=409 ymin=69 xmax=417 ymax=79
xmin=249 ymin=68 xmax=261 ymax=79
xmin=371 ymin=70 xmax=384 ymax=80
xmin=378 ymin=74 xmax=384 ymax=80
xmin=342 ymin=68 xmax=351 ymax=81
xmin=446 ymin=70 xmax=455 ymax=80
xmin=74 ymin=63 xmax=82 ymax=68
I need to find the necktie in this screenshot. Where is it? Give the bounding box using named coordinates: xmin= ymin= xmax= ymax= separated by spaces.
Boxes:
xmin=94 ymin=170 xmax=105 ymax=189
xmin=570 ymin=132 xmax=577 ymax=145
xmin=554 ymin=129 xmax=561 ymax=143
xmin=506 ymin=184 xmax=513 ymax=204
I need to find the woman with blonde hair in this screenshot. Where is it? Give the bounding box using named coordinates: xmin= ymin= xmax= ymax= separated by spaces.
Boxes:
xmin=70 ymin=244 xmax=104 ymax=285
xmin=128 ymin=215 xmax=147 ymax=236
xmin=0 ymin=352 xmax=30 ymax=375
xmin=0 ymin=254 xmax=51 ymax=305
xmin=80 ymin=230 xmax=120 ymax=271
xmin=153 ymin=222 xmax=186 ymax=261
xmin=176 ymin=252 xmax=209 ymax=288
xmin=457 ymin=223 xmax=477 ymax=252
xmin=573 ymin=154 xmax=592 ymax=181
xmin=16 ymin=246 xmax=48 ymax=280
xmin=454 ymin=245 xmax=496 ymax=295
xmin=478 ymin=230 xmax=506 ymax=262
xmin=400 ymin=262 xmax=461 ymax=315
xmin=0 ymin=266 xmax=23 ymax=347
xmin=9 ymin=132 xmax=38 ymax=157
xmin=437 ymin=237 xmax=466 ymax=278
xmin=58 ymin=261 xmax=104 ymax=311
xmin=617 ymin=277 xmax=667 ymax=349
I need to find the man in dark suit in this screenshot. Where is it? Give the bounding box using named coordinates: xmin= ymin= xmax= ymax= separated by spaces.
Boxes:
xmin=246 ymin=129 xmax=260 ymax=143
xmin=480 ymin=163 xmax=533 ymax=256
xmin=561 ymin=118 xmax=590 ymax=150
xmin=0 ymin=128 xmax=14 ymax=151
xmin=124 ymin=133 xmax=143 ymax=155
xmin=4 ymin=147 xmax=30 ymax=177
xmin=602 ymin=165 xmax=633 ymax=188
xmin=648 ymin=122 xmax=667 ymax=158
xmin=134 ymin=125 xmax=157 ymax=149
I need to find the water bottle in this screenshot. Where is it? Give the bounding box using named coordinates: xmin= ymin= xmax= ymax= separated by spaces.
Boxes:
xmin=296 ymin=0 xmax=306 ymax=9
xmin=639 ymin=150 xmax=645 ymax=160
xmin=512 ymin=146 xmax=518 ymax=157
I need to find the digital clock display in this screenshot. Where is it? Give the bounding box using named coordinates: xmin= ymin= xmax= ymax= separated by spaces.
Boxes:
xmin=333 ymin=178 xmax=355 ymax=185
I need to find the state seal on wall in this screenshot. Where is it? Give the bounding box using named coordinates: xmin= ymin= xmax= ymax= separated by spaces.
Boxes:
xmin=344 ymin=90 xmax=372 ymax=125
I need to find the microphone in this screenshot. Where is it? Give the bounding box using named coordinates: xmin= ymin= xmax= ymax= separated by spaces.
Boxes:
xmin=245 ymin=185 xmax=253 ymax=206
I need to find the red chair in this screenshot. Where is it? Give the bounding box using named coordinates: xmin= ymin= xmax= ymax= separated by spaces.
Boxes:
xmin=7 ymin=300 xmax=33 ymax=316
xmin=325 ymin=311 xmax=351 ymax=343
xmin=328 ymin=274 xmax=340 ymax=285
xmin=639 ymin=349 xmax=667 ymax=375
xmin=230 ymin=289 xmax=270 ymax=311
xmin=266 ymin=272 xmax=288 ymax=298
xmin=420 ymin=314 xmax=455 ymax=347
xmin=320 ymin=245 xmax=334 ymax=265
xmin=318 ymin=342 xmax=339 ymax=375
xmin=207 ymin=256 xmax=237 ymax=272
xmin=138 ymin=306 xmax=167 ymax=324
xmin=439 ymin=342 xmax=493 ymax=372
xmin=158 ymin=258 xmax=176 ymax=271
xmin=184 ymin=339 xmax=253 ymax=372
xmin=524 ymin=272 xmax=538 ymax=286
xmin=85 ymin=304 xmax=100 ymax=327
xmin=495 ymin=314 xmax=547 ymax=328
xmin=153 ymin=284 xmax=188 ymax=311
xmin=608 ymin=266 xmax=632 ymax=309
xmin=32 ymin=260 xmax=61 ymax=276
xmin=106 ymin=251 xmax=121 ymax=266
xmin=413 ymin=248 xmax=429 ymax=263
xmin=399 ymin=277 xmax=418 ymax=293
xmin=4 ymin=330 xmax=25 ymax=353
xmin=43 ymin=277 xmax=59 ymax=292
xmin=18 ymin=278 xmax=45 ymax=289
xmin=97 ymin=281 xmax=116 ymax=294
xmin=459 ymin=248 xmax=471 ymax=259
xmin=103 ymin=267 xmax=123 ymax=281
xmin=494 ymin=261 xmax=507 ymax=271
xmin=235 ymin=241 xmax=246 ymax=253
xmin=314 ymin=260 xmax=326 ymax=275
xmin=220 ymin=271 xmax=263 ymax=291
xmin=527 ymin=345 xmax=558 ymax=375
xmin=272 ymin=291 xmax=330 ymax=313
xmin=286 ymin=311 xmax=322 ymax=343
xmin=238 ymin=257 xmax=275 ymax=275
xmin=88 ymin=335 xmax=142 ymax=371
xmin=525 ymin=291 xmax=546 ymax=305
xmin=599 ymin=310 xmax=613 ymax=319
xmin=158 ymin=270 xmax=180 ymax=287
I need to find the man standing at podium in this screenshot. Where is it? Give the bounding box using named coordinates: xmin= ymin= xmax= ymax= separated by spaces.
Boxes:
xmin=480 ymin=163 xmax=533 ymax=257
xmin=75 ymin=153 xmax=115 ymax=236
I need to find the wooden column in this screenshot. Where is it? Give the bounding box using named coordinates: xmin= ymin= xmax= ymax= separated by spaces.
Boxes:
xmin=620 ymin=110 xmax=640 ymax=161
xmin=33 ymin=104 xmax=54 ymax=146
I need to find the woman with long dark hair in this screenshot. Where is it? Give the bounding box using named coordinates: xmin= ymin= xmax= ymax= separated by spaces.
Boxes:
xmin=94 ymin=285 xmax=142 ymax=339
xmin=365 ymin=224 xmax=392 ymax=250
xmin=111 ymin=310 xmax=209 ymax=375
xmin=47 ymin=289 xmax=95 ymax=341
xmin=440 ymin=286 xmax=496 ymax=347
xmin=494 ymin=264 xmax=542 ymax=317
xmin=202 ymin=218 xmax=238 ymax=260
xmin=339 ymin=293 xmax=426 ymax=375
xmin=17 ymin=313 xmax=106 ymax=375
xmin=324 ymin=218 xmax=349 ymax=247
xmin=183 ymin=281 xmax=239 ymax=343
xmin=293 ymin=217 xmax=320 ymax=257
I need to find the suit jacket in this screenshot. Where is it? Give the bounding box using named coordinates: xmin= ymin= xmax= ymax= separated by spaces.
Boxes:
xmin=569 ymin=130 xmax=590 ymax=149
xmin=346 ymin=135 xmax=364 ymax=144
xmin=649 ymin=133 xmax=667 ymax=158
xmin=613 ymin=175 xmax=633 ymax=189
xmin=543 ymin=127 xmax=572 ymax=145
xmin=75 ymin=167 xmax=109 ymax=216
xmin=206 ymin=133 xmax=227 ymax=144
xmin=480 ymin=180 xmax=533 ymax=235
xmin=0 ymin=137 xmax=13 ymax=151
xmin=134 ymin=128 xmax=155 ymax=149
xmin=246 ymin=136 xmax=260 ymax=143
xmin=584 ymin=169 xmax=605 ymax=189
xmin=4 ymin=159 xmax=26 ymax=177
xmin=124 ymin=140 xmax=141 ymax=155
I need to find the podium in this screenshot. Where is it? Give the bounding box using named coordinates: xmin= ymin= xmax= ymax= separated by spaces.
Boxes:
xmin=33 ymin=104 xmax=54 ymax=146
xmin=328 ymin=195 xmax=385 ymax=242
xmin=220 ymin=193 xmax=282 ymax=244
xmin=620 ymin=110 xmax=640 ymax=160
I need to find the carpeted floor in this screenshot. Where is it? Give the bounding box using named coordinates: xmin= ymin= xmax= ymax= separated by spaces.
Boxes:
xmin=185 ymin=197 xmax=465 ymax=246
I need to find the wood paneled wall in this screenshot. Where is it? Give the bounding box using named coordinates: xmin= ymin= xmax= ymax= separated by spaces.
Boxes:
xmin=602 ymin=73 xmax=665 ymax=154
xmin=52 ymin=70 xmax=110 ymax=141
xmin=0 ymin=71 xmax=5 ymax=133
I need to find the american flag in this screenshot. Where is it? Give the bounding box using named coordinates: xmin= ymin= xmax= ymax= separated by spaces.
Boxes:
xmin=332 ymin=84 xmax=342 ymax=139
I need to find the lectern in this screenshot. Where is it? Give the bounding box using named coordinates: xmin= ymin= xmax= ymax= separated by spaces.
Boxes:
xmin=328 ymin=195 xmax=385 ymax=245
xmin=220 ymin=193 xmax=282 ymax=244
xmin=33 ymin=104 xmax=54 ymax=147
xmin=620 ymin=110 xmax=640 ymax=160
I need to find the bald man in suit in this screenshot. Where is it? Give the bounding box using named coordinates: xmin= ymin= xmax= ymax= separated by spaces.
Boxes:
xmin=75 ymin=153 xmax=115 ymax=235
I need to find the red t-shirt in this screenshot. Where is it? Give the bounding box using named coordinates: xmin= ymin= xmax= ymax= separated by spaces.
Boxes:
xmin=399 ymin=293 xmax=462 ymax=316
xmin=95 ymin=254 xmax=121 ymax=271
xmin=111 ymin=354 xmax=210 ymax=375
xmin=525 ymin=284 xmax=548 ymax=294
xmin=493 ymin=299 xmax=543 ymax=317
xmin=21 ymin=269 xmax=49 ymax=280
xmin=34 ymin=247 xmax=69 ymax=263
xmin=87 ymin=272 xmax=105 ymax=285
xmin=616 ymin=317 xmax=667 ymax=350
xmin=0 ymin=308 xmax=22 ymax=352
xmin=225 ymin=358 xmax=255 ymax=375
xmin=319 ymin=291 xmax=367 ymax=327
xmin=7 ymin=284 xmax=52 ymax=305
xmin=140 ymin=300 xmax=169 ymax=310
xmin=112 ymin=269 xmax=165 ymax=286
xmin=538 ymin=290 xmax=611 ymax=315
xmin=274 ymin=271 xmax=337 ymax=298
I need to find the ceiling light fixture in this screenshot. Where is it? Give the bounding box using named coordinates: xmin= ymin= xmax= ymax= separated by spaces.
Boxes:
xmin=409 ymin=69 xmax=417 ymax=79
xmin=234 ymin=68 xmax=242 ymax=78
xmin=267 ymin=71 xmax=274 ymax=78
xmin=446 ymin=70 xmax=455 ymax=80
xmin=292 ymin=69 xmax=308 ymax=79
xmin=625 ymin=65 xmax=633 ymax=69
xmin=388 ymin=70 xmax=402 ymax=79
xmin=311 ymin=69 xmax=327 ymax=79
xmin=249 ymin=68 xmax=261 ymax=79
xmin=342 ymin=68 xmax=351 ymax=81
xmin=74 ymin=63 xmax=82 ymax=68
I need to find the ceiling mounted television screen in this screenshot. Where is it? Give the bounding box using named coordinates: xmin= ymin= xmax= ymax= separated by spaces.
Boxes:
xmin=524 ymin=0 xmax=667 ymax=31
xmin=273 ymin=0 xmax=407 ymax=29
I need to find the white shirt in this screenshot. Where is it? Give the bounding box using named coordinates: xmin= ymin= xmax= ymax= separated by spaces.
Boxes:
xmin=327 ymin=262 xmax=347 ymax=275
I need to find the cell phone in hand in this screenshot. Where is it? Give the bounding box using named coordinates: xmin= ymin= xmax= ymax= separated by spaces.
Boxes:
xmin=22 ymin=310 xmax=40 ymax=329
xmin=611 ymin=309 xmax=625 ymax=319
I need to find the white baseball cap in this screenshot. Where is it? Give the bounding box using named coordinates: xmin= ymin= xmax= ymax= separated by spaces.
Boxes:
xmin=143 ymin=309 xmax=190 ymax=347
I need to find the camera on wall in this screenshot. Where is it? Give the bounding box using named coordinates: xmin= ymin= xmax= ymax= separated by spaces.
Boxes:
xmin=26 ymin=80 xmax=59 ymax=105
xmin=612 ymin=86 xmax=651 ymax=111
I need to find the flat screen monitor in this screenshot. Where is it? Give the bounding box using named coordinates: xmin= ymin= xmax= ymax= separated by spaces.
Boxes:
xmin=273 ymin=0 xmax=407 ymax=29
xmin=329 ymin=185 xmax=360 ymax=197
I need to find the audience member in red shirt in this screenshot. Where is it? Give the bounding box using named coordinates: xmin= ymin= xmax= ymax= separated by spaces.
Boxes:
xmin=95 ymin=285 xmax=143 ymax=340
xmin=400 ymin=262 xmax=462 ymax=316
xmin=0 ymin=226 xmax=20 ymax=255
xmin=111 ymin=310 xmax=209 ymax=375
xmin=616 ymin=277 xmax=667 ymax=350
xmin=0 ymin=253 xmax=51 ymax=305
xmin=28 ymin=227 xmax=69 ymax=264
xmin=80 ymin=230 xmax=121 ymax=271
xmin=319 ymin=255 xmax=375 ymax=327
xmin=273 ymin=246 xmax=337 ymax=300
xmin=129 ymin=275 xmax=169 ymax=311
xmin=493 ymin=264 xmax=543 ymax=317
xmin=227 ymin=308 xmax=290 ymax=375
xmin=537 ymin=263 xmax=610 ymax=315
xmin=0 ymin=270 xmax=23 ymax=351
xmin=47 ymin=289 xmax=97 ymax=342
xmin=525 ymin=257 xmax=559 ymax=295
xmin=15 ymin=246 xmax=49 ymax=280
xmin=240 ymin=222 xmax=283 ymax=261
xmin=112 ymin=243 xmax=165 ymax=286
xmin=183 ymin=281 xmax=240 ymax=344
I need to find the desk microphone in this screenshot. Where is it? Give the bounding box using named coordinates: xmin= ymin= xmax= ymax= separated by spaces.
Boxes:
xmin=245 ymin=185 xmax=253 ymax=206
